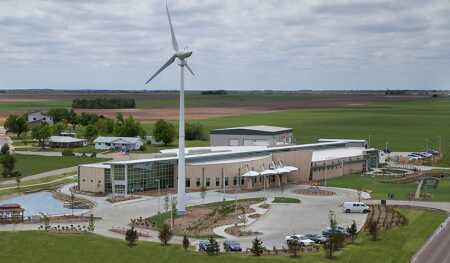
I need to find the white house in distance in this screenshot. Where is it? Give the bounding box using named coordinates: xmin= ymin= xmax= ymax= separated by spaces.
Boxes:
xmin=27 ymin=111 xmax=54 ymax=126
xmin=94 ymin=136 xmax=144 ymax=151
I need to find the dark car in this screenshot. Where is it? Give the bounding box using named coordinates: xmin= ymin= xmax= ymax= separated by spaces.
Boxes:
xmin=322 ymin=226 xmax=349 ymax=238
xmin=304 ymin=234 xmax=328 ymax=244
xmin=198 ymin=240 xmax=210 ymax=252
xmin=223 ymin=240 xmax=242 ymax=252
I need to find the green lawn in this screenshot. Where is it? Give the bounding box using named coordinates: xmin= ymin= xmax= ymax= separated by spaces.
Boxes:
xmin=0 ymin=208 xmax=445 ymax=263
xmin=143 ymin=97 xmax=450 ymax=166
xmin=327 ymin=174 xmax=450 ymax=201
xmin=0 ymin=154 xmax=107 ymax=178
xmin=272 ymin=197 xmax=301 ymax=203
xmin=0 ymin=176 xmax=76 ymax=197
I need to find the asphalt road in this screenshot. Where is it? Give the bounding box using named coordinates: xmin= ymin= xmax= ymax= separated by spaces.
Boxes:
xmin=413 ymin=217 xmax=450 ymax=263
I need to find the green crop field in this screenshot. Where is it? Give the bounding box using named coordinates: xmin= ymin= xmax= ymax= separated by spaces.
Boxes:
xmin=327 ymin=174 xmax=450 ymax=201
xmin=0 ymin=208 xmax=445 ymax=263
xmin=142 ymin=97 xmax=450 ymax=166
xmin=0 ymin=154 xmax=107 ymax=179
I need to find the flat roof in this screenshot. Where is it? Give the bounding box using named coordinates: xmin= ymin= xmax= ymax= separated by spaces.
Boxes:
xmin=106 ymin=141 xmax=349 ymax=165
xmin=210 ymin=125 xmax=292 ymax=135
xmin=79 ymin=163 xmax=111 ymax=169
xmin=49 ymin=136 xmax=87 ymax=143
xmin=312 ymin=147 xmax=366 ymax=162
xmin=189 ymin=154 xmax=271 ymax=166
xmin=318 ymin=138 xmax=367 ymax=143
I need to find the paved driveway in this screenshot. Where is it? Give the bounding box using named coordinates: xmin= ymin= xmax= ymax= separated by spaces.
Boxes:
xmin=57 ymin=184 xmax=366 ymax=249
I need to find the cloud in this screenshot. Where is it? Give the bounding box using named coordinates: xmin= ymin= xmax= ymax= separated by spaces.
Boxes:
xmin=0 ymin=0 xmax=449 ymax=90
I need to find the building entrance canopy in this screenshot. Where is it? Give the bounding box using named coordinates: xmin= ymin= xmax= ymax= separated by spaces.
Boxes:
xmin=241 ymin=165 xmax=298 ymax=177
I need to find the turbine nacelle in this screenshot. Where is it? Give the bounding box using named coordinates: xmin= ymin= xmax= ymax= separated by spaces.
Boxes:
xmin=175 ymin=50 xmax=193 ymax=60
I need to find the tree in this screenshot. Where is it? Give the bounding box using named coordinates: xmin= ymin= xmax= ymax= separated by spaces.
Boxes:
xmin=182 ymin=235 xmax=190 ymax=251
xmin=95 ymin=118 xmax=114 ymax=135
xmin=67 ymin=109 xmax=78 ymax=129
xmin=4 ymin=115 xmax=28 ymax=137
xmin=158 ymin=223 xmax=172 ymax=246
xmin=83 ymin=124 xmax=98 ymax=141
xmin=0 ymin=144 xmax=10 ymax=155
xmin=114 ymin=116 xmax=146 ymax=137
xmin=125 ymin=225 xmax=139 ymax=247
xmin=78 ymin=112 xmax=99 ymax=126
xmin=0 ymin=154 xmax=16 ymax=178
xmin=368 ymin=220 xmax=379 ymax=241
xmin=324 ymin=210 xmax=338 ymax=258
xmin=153 ymin=120 xmax=176 ymax=145
xmin=250 ymin=237 xmax=264 ymax=256
xmin=51 ymin=122 xmax=67 ymax=135
xmin=47 ymin=108 xmax=70 ymax=123
xmin=88 ymin=214 xmax=95 ymax=232
xmin=347 ymin=220 xmax=358 ymax=243
xmin=31 ymin=124 xmax=51 ymax=148
xmin=206 ymin=236 xmax=220 ymax=256
xmin=185 ymin=122 xmax=206 ymax=140
xmin=287 ymin=239 xmax=301 ymax=257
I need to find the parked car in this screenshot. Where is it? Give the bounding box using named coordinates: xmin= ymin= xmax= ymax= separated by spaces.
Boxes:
xmin=427 ymin=150 xmax=440 ymax=155
xmin=322 ymin=226 xmax=349 ymax=237
xmin=285 ymin=235 xmax=315 ymax=246
xmin=223 ymin=240 xmax=242 ymax=252
xmin=343 ymin=202 xmax=370 ymax=213
xmin=304 ymin=234 xmax=328 ymax=244
xmin=198 ymin=240 xmax=210 ymax=252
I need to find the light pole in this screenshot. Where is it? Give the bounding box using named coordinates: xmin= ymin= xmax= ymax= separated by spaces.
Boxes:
xmin=385 ymin=142 xmax=389 ymax=152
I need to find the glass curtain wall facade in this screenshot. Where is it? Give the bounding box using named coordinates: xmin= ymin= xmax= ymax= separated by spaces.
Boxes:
xmin=111 ymin=161 xmax=175 ymax=195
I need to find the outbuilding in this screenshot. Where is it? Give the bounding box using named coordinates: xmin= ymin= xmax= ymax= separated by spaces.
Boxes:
xmin=210 ymin=125 xmax=294 ymax=147
xmin=94 ymin=136 xmax=144 ymax=151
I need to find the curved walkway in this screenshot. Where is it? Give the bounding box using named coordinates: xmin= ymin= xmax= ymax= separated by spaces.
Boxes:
xmin=213 ymin=198 xmax=272 ymax=240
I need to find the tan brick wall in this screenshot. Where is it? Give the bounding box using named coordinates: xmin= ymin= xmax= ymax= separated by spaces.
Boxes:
xmin=272 ymin=150 xmax=313 ymax=183
xmin=79 ymin=166 xmax=105 ymax=193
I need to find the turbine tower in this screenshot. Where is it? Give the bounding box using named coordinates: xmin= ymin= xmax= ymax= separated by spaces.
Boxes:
xmin=145 ymin=3 xmax=194 ymax=215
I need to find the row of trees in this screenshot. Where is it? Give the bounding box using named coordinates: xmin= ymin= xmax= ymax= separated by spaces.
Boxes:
xmin=153 ymin=120 xmax=207 ymax=145
xmin=72 ymin=98 xmax=136 ymax=109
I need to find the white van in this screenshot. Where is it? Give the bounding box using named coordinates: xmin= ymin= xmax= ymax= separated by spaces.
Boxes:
xmin=343 ymin=202 xmax=370 ymax=213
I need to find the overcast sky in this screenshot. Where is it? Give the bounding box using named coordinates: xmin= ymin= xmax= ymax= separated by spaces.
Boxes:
xmin=1 ymin=0 xmax=449 ymax=90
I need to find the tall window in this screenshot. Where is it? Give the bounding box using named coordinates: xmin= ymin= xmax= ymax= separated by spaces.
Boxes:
xmin=196 ymin=178 xmax=201 ymax=187
xmin=186 ymin=179 xmax=190 ymax=188
xmin=216 ymin=177 xmax=220 ymax=187
xmin=206 ymin=178 xmax=210 ymax=187
xmin=224 ymin=177 xmax=229 ymax=186
xmin=112 ymin=165 xmax=125 ymax=181
xmin=233 ymin=177 xmax=237 ymax=186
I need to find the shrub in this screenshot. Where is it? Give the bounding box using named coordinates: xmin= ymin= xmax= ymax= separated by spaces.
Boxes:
xmin=62 ymin=149 xmax=75 ymax=156
xmin=347 ymin=220 xmax=358 ymax=243
xmin=368 ymin=220 xmax=379 ymax=240
xmin=250 ymin=237 xmax=264 ymax=256
xmin=206 ymin=236 xmax=220 ymax=256
xmin=158 ymin=223 xmax=172 ymax=246
xmin=125 ymin=226 xmax=139 ymax=247
xmin=287 ymin=239 xmax=301 ymax=257
xmin=153 ymin=120 xmax=176 ymax=146
xmin=182 ymin=235 xmax=190 ymax=251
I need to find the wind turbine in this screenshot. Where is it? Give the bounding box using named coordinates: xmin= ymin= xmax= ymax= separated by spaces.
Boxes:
xmin=145 ymin=3 xmax=194 ymax=215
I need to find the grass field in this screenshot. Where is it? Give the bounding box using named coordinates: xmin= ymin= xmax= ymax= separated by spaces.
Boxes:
xmin=0 ymin=154 xmax=106 ymax=178
xmin=142 ymin=97 xmax=450 ymax=166
xmin=327 ymin=174 xmax=450 ymax=201
xmin=0 ymin=174 xmax=76 ymax=197
xmin=0 ymin=208 xmax=445 ymax=263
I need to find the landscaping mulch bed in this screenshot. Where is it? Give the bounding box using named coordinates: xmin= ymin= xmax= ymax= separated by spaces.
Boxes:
xmin=224 ymin=225 xmax=262 ymax=237
xmin=106 ymin=195 xmax=141 ymax=203
xmin=294 ymin=187 xmax=335 ymax=196
xmin=364 ymin=204 xmax=408 ymax=231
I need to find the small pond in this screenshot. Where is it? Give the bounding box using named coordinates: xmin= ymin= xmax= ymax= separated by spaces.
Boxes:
xmin=0 ymin=191 xmax=88 ymax=217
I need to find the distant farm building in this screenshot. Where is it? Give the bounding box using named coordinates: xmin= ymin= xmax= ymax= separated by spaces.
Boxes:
xmin=94 ymin=136 xmax=144 ymax=151
xmin=48 ymin=136 xmax=88 ymax=148
xmin=210 ymin=125 xmax=294 ymax=147
xmin=26 ymin=111 xmax=54 ymax=126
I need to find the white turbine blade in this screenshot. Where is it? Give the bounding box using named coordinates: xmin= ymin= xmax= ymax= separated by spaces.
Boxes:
xmin=145 ymin=55 xmax=176 ymax=84
xmin=185 ymin=63 xmax=195 ymax=76
xmin=166 ymin=3 xmax=179 ymax=52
